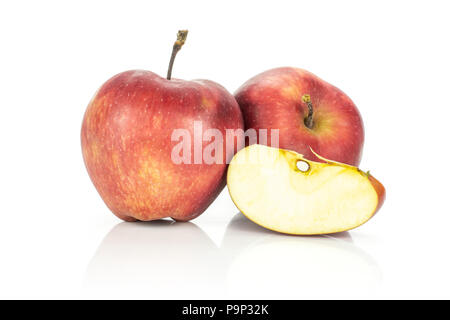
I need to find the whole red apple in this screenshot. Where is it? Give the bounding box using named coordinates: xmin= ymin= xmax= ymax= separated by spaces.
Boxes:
xmin=81 ymin=31 xmax=244 ymax=222
xmin=234 ymin=67 xmax=364 ymax=165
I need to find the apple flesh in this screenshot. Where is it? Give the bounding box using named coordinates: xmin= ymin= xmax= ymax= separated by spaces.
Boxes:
xmin=235 ymin=67 xmax=364 ymax=166
xmin=227 ymin=144 xmax=385 ymax=235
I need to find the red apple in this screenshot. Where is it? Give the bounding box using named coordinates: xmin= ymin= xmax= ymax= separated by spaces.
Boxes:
xmin=234 ymin=67 xmax=364 ymax=165
xmin=81 ymin=31 xmax=244 ymax=222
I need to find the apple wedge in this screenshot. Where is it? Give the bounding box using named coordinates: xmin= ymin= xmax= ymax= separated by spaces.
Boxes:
xmin=227 ymin=144 xmax=385 ymax=235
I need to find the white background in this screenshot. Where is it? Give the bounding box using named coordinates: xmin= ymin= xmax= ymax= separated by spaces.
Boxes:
xmin=0 ymin=0 xmax=449 ymax=299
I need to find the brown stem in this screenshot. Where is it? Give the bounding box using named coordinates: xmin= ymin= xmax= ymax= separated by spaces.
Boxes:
xmin=302 ymin=94 xmax=314 ymax=129
xmin=167 ymin=30 xmax=188 ymax=80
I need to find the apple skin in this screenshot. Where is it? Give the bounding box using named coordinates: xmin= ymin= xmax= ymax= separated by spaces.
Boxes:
xmin=235 ymin=67 xmax=364 ymax=166
xmin=81 ymin=70 xmax=244 ymax=222
xmin=367 ymin=174 xmax=386 ymax=216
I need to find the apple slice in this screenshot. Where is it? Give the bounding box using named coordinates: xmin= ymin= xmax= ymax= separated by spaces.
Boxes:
xmin=227 ymin=144 xmax=385 ymax=235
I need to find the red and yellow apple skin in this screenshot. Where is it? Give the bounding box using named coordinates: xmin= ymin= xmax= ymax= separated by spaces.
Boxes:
xmin=235 ymin=67 xmax=364 ymax=166
xmin=81 ymin=70 xmax=244 ymax=222
xmin=367 ymin=174 xmax=386 ymax=216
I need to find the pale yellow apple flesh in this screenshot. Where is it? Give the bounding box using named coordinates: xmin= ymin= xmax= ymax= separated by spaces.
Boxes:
xmin=227 ymin=144 xmax=384 ymax=235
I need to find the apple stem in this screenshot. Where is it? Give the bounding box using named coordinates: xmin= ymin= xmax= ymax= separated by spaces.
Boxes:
xmin=302 ymin=94 xmax=314 ymax=129
xmin=167 ymin=30 xmax=188 ymax=80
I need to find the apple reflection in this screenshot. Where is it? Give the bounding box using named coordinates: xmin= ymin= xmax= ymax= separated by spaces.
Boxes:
xmin=84 ymin=220 xmax=224 ymax=299
xmin=221 ymin=213 xmax=382 ymax=298
xmin=86 ymin=214 xmax=381 ymax=298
